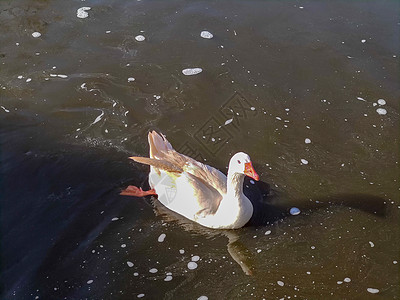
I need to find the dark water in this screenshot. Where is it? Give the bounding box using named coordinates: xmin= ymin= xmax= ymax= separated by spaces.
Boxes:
xmin=1 ymin=0 xmax=399 ymax=299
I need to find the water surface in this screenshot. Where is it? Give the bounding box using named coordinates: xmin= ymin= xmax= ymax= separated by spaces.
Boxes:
xmin=1 ymin=0 xmax=399 ymax=299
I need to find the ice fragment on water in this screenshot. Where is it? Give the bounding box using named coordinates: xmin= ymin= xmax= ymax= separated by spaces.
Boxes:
xmin=87 ymin=280 xmax=93 ymax=284
xmin=149 ymin=268 xmax=158 ymax=273
xmin=197 ymin=296 xmax=208 ymax=300
xmin=357 ymin=97 xmax=366 ymax=101
xmin=367 ymin=288 xmax=379 ymax=294
xmin=344 ymin=277 xmax=351 ymax=282
xmin=301 ymin=159 xmax=309 ymax=165
xmin=182 ymin=68 xmax=203 ymax=76
xmin=277 ymin=280 xmax=284 ymax=286
xmin=265 ymin=230 xmax=271 ymax=235
xmin=1 ymin=106 xmax=10 ymax=113
xmin=290 ymin=207 xmax=301 ymax=216
xmin=111 ymin=217 xmax=119 ymax=221
xmin=191 ymin=255 xmax=200 ymax=262
xmin=305 ymin=138 xmax=311 ymax=144
xmin=158 ymin=233 xmax=166 ymax=242
xmin=137 ymin=294 xmax=145 ymax=298
xmin=369 ymin=241 xmax=374 ymax=247
xmin=135 ymin=35 xmax=145 ymax=42
xmin=127 ymin=261 xmax=134 ymax=267
xmin=224 ymin=118 xmax=233 ymax=125
xmin=377 ymin=99 xmax=386 ymax=105
xmin=200 ymin=31 xmax=213 ymax=39
xmin=376 ymin=108 xmax=387 ymax=115
xmin=128 ymin=77 xmax=135 ymax=82
xmin=187 ymin=262 xmax=198 ymax=270
xmin=164 ymin=275 xmax=173 ymax=281
xmin=91 ymin=110 xmax=104 ymax=125
xmin=77 ymin=7 xmax=91 ymax=19
xmin=32 ymin=32 xmax=41 ymax=38
xmin=361 ymin=39 xmax=366 ymax=43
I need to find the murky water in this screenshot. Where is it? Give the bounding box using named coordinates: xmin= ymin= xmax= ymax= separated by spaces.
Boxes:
xmin=1 ymin=0 xmax=399 ymax=299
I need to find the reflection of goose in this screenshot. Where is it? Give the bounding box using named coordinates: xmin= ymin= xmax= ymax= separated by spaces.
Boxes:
xmin=152 ymin=199 xmax=255 ymax=275
xmin=121 ymin=131 xmax=259 ymax=229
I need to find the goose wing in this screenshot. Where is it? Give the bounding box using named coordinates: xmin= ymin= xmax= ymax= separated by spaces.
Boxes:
xmin=147 ymin=131 xmax=227 ymax=195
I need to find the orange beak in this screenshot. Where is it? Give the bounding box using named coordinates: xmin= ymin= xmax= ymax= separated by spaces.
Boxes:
xmin=244 ymin=162 xmax=259 ymax=181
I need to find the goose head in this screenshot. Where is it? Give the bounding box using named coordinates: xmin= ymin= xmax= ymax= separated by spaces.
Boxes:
xmin=229 ymin=152 xmax=259 ymax=181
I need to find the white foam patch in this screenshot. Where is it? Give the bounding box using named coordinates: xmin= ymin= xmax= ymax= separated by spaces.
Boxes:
xmin=187 ymin=262 xmax=198 ymax=270
xmin=135 ymin=35 xmax=145 ymax=42
xmin=182 ymin=68 xmax=203 ymax=76
xmin=376 ymin=108 xmax=387 ymax=115
xmin=367 ymin=288 xmax=379 ymax=294
xmin=158 ymin=233 xmax=166 ymax=242
xmin=200 ymin=31 xmax=213 ymax=39
xmin=77 ymin=7 xmax=91 ymax=19
xmin=32 ymin=32 xmax=41 ymax=38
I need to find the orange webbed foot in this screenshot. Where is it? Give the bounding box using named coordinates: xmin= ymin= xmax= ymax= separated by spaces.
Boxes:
xmin=120 ymin=185 xmax=157 ymax=197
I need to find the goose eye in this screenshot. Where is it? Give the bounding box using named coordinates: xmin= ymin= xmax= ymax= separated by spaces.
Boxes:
xmin=237 ymin=160 xmax=241 ymax=164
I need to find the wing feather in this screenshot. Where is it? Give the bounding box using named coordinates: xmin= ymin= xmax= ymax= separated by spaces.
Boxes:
xmin=141 ymin=130 xmax=227 ymax=195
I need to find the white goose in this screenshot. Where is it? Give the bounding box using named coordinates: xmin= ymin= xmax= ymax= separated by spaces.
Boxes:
xmin=121 ymin=131 xmax=260 ymax=229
